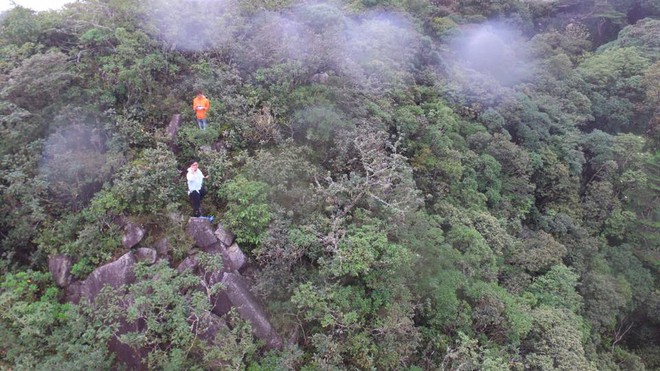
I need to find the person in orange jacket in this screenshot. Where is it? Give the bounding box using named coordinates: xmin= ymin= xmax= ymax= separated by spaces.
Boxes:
xmin=192 ymin=90 xmax=211 ymax=130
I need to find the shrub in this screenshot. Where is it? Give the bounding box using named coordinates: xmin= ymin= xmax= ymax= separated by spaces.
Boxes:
xmin=220 ymin=175 xmax=272 ymax=249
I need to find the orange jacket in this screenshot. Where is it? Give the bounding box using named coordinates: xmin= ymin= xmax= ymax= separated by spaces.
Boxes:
xmin=193 ymin=95 xmax=210 ymax=119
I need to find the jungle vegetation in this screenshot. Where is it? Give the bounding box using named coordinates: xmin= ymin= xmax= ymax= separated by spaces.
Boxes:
xmin=1 ymin=0 xmax=658 ymax=369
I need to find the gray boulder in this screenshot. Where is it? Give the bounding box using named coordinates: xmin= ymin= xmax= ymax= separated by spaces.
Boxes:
xmin=152 ymin=238 xmax=169 ymax=258
xmin=134 ymin=248 xmax=157 ymax=265
xmin=193 ymin=310 xmax=229 ymax=344
xmin=198 ymin=268 xmax=232 ymax=317
xmin=222 ymin=273 xmax=283 ymax=349
xmin=186 ymin=218 xmax=217 ymax=249
xmin=183 ymin=216 xmax=279 ymax=347
xmin=176 ymin=255 xmax=199 ymax=274
xmin=214 ymin=223 xmax=236 ymax=247
xmin=197 ymin=241 xmax=245 ymax=273
xmin=122 ymin=222 xmax=145 ymax=249
xmin=107 ymin=300 xmax=147 ymax=371
xmin=166 ymin=113 xmax=181 ymax=139
xmin=186 ymin=218 xmax=246 ymax=271
xmin=191 ymin=311 xmax=233 ymax=370
xmin=77 ymin=252 xmax=137 ymax=303
xmin=65 ymin=281 xmax=82 ymax=303
xmin=210 ymin=289 xmax=233 ymax=317
xmin=223 ymin=242 xmax=247 ymax=272
xmin=48 ymin=254 xmax=72 ymax=287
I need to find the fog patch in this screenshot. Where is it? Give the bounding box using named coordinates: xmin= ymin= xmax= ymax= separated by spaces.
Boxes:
xmin=338 ymin=13 xmax=421 ymax=88
xmin=451 ymin=21 xmax=533 ymax=86
xmin=292 ymin=105 xmax=350 ymax=143
xmin=145 ymin=0 xmax=240 ymax=52
xmin=245 ymin=11 xmax=316 ymax=66
xmin=39 ymin=122 xmax=112 ymax=210
xmin=144 ymin=0 xmax=423 ymax=90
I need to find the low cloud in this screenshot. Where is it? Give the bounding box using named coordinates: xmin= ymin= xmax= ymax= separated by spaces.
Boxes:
xmin=451 ymin=21 xmax=533 ymax=86
xmin=144 ymin=1 xmax=423 ymax=89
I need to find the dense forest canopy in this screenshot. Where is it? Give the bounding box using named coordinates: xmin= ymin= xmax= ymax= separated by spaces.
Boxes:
xmin=0 ymin=0 xmax=658 ymax=369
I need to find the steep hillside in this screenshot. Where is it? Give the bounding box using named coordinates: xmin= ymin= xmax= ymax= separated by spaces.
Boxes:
xmin=1 ymin=0 xmax=658 ymax=369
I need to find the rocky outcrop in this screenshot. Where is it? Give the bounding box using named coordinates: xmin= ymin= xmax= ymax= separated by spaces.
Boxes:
xmin=176 ymin=255 xmax=198 ymax=274
xmin=134 ymin=248 xmax=157 ymax=265
xmin=210 ymin=287 xmax=233 ymax=317
xmin=152 ymin=238 xmax=170 ymax=258
xmin=121 ymin=222 xmax=145 ymax=249
xmin=188 ymin=220 xmax=246 ymax=272
xmin=223 ymin=242 xmax=247 ymax=272
xmin=186 ymin=218 xmax=217 ymax=249
xmin=193 ymin=310 xmax=229 ymax=344
xmin=70 ymin=252 xmax=137 ymax=304
xmin=60 ymin=215 xmax=283 ymax=365
xmin=166 ymin=113 xmax=181 ymax=139
xmin=107 ymin=312 xmax=146 ymax=370
xmin=223 ymin=272 xmax=283 ymax=349
xmin=214 ymin=223 xmax=236 ymax=247
xmin=48 ymin=254 xmax=72 ymax=287
xmin=176 ymin=253 xmax=233 ymax=317
xmin=180 ymin=219 xmax=280 ymax=346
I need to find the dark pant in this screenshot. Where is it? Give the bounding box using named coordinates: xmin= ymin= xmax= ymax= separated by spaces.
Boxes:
xmin=189 ymin=188 xmax=206 ymax=216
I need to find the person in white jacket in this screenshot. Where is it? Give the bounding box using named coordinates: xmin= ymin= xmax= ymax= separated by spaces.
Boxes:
xmin=187 ymin=161 xmax=208 ymax=217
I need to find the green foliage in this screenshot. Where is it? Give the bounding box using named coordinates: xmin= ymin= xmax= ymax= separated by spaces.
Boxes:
xmin=581 ymin=263 xmax=633 ymax=334
xmin=578 ymin=46 xmax=652 ymax=134
xmin=246 ymin=347 xmax=305 ymax=371
xmin=0 ymin=143 xmax=49 ymax=266
xmin=522 ymin=306 xmax=594 ymax=371
xmin=474 ymin=153 xmax=502 ymax=206
xmin=441 ymin=332 xmax=509 ymax=371
xmin=527 ymin=264 xmax=583 ymax=313
xmin=446 ymin=224 xmax=498 ymax=280
xmin=324 ymin=222 xmax=411 ymax=281
xmin=465 ymin=281 xmax=533 ymax=346
xmin=35 ymin=208 xmax=121 ymax=268
xmin=0 ymin=101 xmax=38 ymax=157
xmin=108 ymin=113 xmax=156 ymax=150
xmin=418 ymin=268 xmax=469 ymax=333
xmin=0 ymin=6 xmax=41 ymax=46
xmin=108 ymin=145 xmax=181 ymax=215
xmin=96 ymin=27 xmax=170 ymax=106
xmin=509 ymin=229 xmax=568 ymax=274
xmin=220 ymin=175 xmax=272 ymax=248
xmin=0 ymin=270 xmax=114 ymax=369
xmin=40 ymin=124 xmax=116 ymax=212
xmin=604 ymin=244 xmax=655 ymax=306
xmin=314 ymin=125 xmax=422 ymax=225
xmin=206 ymin=310 xmax=260 ymax=369
xmin=582 ymin=180 xmax=619 ymax=233
xmin=239 ymin=0 xmax=295 ymax=12
xmin=291 ymin=280 xmax=419 ymax=369
xmin=92 ymin=257 xmax=256 ymax=369
xmin=176 ymin=123 xmax=226 ymax=155
xmin=293 ymin=105 xmax=349 ymax=144
xmin=1 ymin=50 xmax=74 ymax=110
xmin=485 ymin=133 xmax=535 ymax=219
xmin=532 ymin=147 xmax=581 ymax=214
xmin=0 ymin=0 xmax=658 ymax=367
xmin=241 ymin=142 xmax=317 ymax=218
xmin=430 ymin=17 xmax=459 ymax=38
xmin=628 ymin=150 xmax=660 ymax=249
